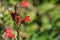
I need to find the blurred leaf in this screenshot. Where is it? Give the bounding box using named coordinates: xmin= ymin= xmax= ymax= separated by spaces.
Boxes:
xmin=42 ymin=23 xmax=52 ymax=30
xmin=31 ymin=33 xmax=38 ymax=40
xmin=56 ymin=21 xmax=60 ymax=27
xmin=38 ymin=3 xmax=54 ymax=13
xmin=41 ymin=16 xmax=49 ymax=24
xmin=49 ymin=5 xmax=60 ymax=21
xmin=26 ymin=23 xmax=38 ymax=34
xmin=9 ymin=0 xmax=17 ymax=5
xmin=50 ymin=0 xmax=57 ymax=4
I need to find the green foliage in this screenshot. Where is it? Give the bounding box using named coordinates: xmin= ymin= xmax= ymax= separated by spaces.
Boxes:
xmin=0 ymin=0 xmax=60 ymax=40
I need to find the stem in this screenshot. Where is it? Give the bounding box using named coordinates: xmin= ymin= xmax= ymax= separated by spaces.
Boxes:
xmin=14 ymin=22 xmax=20 ymax=40
xmin=16 ymin=24 xmax=21 ymax=40
xmin=14 ymin=5 xmax=20 ymax=40
xmin=17 ymin=29 xmax=20 ymax=40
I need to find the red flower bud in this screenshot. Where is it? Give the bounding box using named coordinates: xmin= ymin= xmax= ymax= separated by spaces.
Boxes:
xmin=16 ymin=15 xmax=20 ymax=24
xmin=21 ymin=16 xmax=30 ymax=23
xmin=21 ymin=1 xmax=29 ymax=8
xmin=10 ymin=11 xmax=15 ymax=21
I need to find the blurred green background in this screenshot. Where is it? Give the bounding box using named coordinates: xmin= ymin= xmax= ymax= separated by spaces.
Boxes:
xmin=0 ymin=0 xmax=60 ymax=40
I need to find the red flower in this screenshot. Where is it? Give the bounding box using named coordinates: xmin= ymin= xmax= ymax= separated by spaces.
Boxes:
xmin=21 ymin=16 xmax=30 ymax=23
xmin=9 ymin=33 xmax=14 ymax=39
xmin=5 ymin=28 xmax=11 ymax=33
xmin=5 ymin=33 xmax=10 ymax=37
xmin=5 ymin=28 xmax=14 ymax=39
xmin=5 ymin=33 xmax=14 ymax=39
xmin=16 ymin=15 xmax=20 ymax=24
xmin=21 ymin=1 xmax=29 ymax=8
xmin=10 ymin=11 xmax=15 ymax=21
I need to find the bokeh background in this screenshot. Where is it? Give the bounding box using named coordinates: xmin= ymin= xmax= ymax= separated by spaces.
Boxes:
xmin=0 ymin=0 xmax=60 ymax=40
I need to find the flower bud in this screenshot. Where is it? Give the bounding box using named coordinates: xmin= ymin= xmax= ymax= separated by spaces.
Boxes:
xmin=21 ymin=16 xmax=30 ymax=23
xmin=10 ymin=11 xmax=15 ymax=21
xmin=16 ymin=15 xmax=20 ymax=24
xmin=21 ymin=1 xmax=29 ymax=8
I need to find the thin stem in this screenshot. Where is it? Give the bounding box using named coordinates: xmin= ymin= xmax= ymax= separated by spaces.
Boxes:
xmin=14 ymin=4 xmax=21 ymax=40
xmin=17 ymin=23 xmax=21 ymax=40
xmin=17 ymin=28 xmax=20 ymax=40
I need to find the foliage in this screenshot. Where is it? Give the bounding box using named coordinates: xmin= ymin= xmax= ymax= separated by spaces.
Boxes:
xmin=0 ymin=0 xmax=60 ymax=40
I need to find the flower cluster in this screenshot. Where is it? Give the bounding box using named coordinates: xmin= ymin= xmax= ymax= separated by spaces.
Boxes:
xmin=10 ymin=11 xmax=20 ymax=24
xmin=4 ymin=0 xmax=30 ymax=39
xmin=5 ymin=28 xmax=14 ymax=39
xmin=10 ymin=0 xmax=30 ymax=24
xmin=10 ymin=11 xmax=30 ymax=24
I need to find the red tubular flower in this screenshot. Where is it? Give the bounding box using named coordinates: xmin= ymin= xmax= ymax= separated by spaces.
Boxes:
xmin=21 ymin=16 xmax=30 ymax=23
xmin=10 ymin=11 xmax=15 ymax=21
xmin=16 ymin=14 xmax=20 ymax=24
xmin=21 ymin=1 xmax=29 ymax=8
